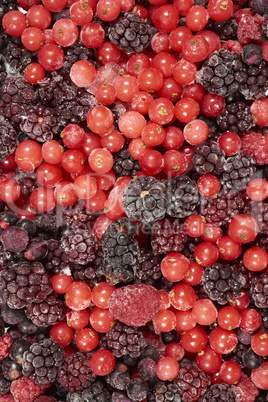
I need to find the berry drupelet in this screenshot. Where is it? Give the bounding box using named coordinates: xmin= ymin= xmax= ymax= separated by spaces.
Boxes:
xmin=123 ymin=176 xmax=167 ymax=225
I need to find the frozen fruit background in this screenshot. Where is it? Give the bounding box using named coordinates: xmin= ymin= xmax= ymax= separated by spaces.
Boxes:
xmin=0 ymin=0 xmax=267 ymax=401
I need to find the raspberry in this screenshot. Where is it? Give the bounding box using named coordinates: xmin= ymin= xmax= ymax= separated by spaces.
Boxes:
xmin=108 ymin=284 xmax=160 ymax=327
xmin=237 ymin=14 xmax=263 ymax=46
xmin=10 ymin=376 xmax=47 ymax=402
xmin=0 ymin=334 xmax=13 ymax=360
xmin=221 ymin=40 xmax=243 ymax=54
xmin=234 ymin=373 xmax=260 ymax=402
xmin=241 ymin=133 xmax=268 ymax=165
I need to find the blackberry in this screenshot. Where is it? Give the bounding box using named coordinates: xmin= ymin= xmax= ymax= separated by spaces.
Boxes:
xmin=105 ymin=363 xmax=131 ymax=391
xmin=113 ymin=146 xmax=141 ymax=178
xmin=148 ymin=381 xmax=181 ymax=401
xmin=221 ymin=152 xmax=257 ymax=190
xmin=242 ymin=348 xmax=264 ymax=370
xmin=126 ymin=378 xmax=148 ymax=401
xmin=201 ymin=189 xmax=244 ymax=226
xmin=216 ymin=101 xmax=255 ymax=135
xmin=61 ymin=228 xmax=97 ymax=265
xmin=66 ymin=381 xmax=111 ymax=402
xmin=198 ymin=115 xmax=218 ymax=141
xmin=123 ymin=176 xmax=167 ymax=225
xmin=19 ymin=104 xmax=60 ymax=143
xmin=57 ymin=351 xmax=97 ymax=392
xmin=140 ymin=345 xmax=161 ymax=363
xmin=207 ymin=15 xmax=237 ymax=40
xmin=108 ymin=12 xmax=151 ymax=53
xmin=202 ymin=383 xmax=237 ymax=401
xmin=0 ymin=115 xmax=18 ymax=161
xmin=244 ymin=201 xmax=268 ymax=235
xmin=0 ymin=75 xmax=37 ymax=105
xmin=34 ymin=213 xmax=60 ymax=233
xmin=250 ymin=273 xmax=268 ymax=309
xmin=60 ymin=198 xmax=94 ymax=229
xmin=0 ymin=260 xmax=52 ymax=309
xmin=38 ymin=72 xmax=97 ymax=126
xmin=26 ymin=292 xmax=65 ymax=327
xmin=22 ymin=338 xmax=64 ymax=386
xmin=239 ymin=61 xmax=268 ymax=100
xmin=174 ymin=364 xmax=210 ymax=402
xmin=61 ymin=41 xmax=96 ymax=74
xmin=14 ymin=168 xmax=38 ymax=196
xmin=196 ymin=49 xmax=245 ymax=97
xmin=151 ymin=218 xmax=188 ymax=255
xmin=134 ymin=248 xmax=161 ymax=285
xmin=71 ymin=254 xmax=104 ymax=288
xmin=263 ymin=13 xmax=268 ymax=39
xmin=0 ymin=373 xmax=11 ymax=394
xmin=101 ymin=218 xmax=140 ymax=284
xmin=3 ymin=42 xmax=35 ymax=76
xmin=106 ymin=322 xmax=147 ymax=358
xmin=191 ymin=140 xmax=226 ymax=176
xmin=44 ymin=239 xmax=73 ymax=274
xmin=166 ymin=176 xmax=200 ymax=218
xmin=202 ymin=263 xmax=243 ymax=304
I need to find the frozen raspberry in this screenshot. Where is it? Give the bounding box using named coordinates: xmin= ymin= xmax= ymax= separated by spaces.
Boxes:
xmin=10 ymin=377 xmax=47 ymax=402
xmin=221 ymin=40 xmax=243 ymax=54
xmin=241 ymin=133 xmax=268 ymax=165
xmin=1 ymin=226 xmax=29 ymax=253
xmin=0 ymin=394 xmax=14 ymax=402
xmin=108 ymin=284 xmax=160 ymax=327
xmin=0 ymin=333 xmax=13 ymax=360
xmin=237 ymin=14 xmax=263 ymax=45
xmin=233 ymin=373 xmax=260 ymax=402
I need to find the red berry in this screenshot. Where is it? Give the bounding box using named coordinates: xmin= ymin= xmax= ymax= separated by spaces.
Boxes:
xmin=90 ymin=350 xmax=116 ymax=376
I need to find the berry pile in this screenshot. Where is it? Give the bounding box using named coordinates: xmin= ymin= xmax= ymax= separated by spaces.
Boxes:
xmin=0 ymin=0 xmax=267 ymax=401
